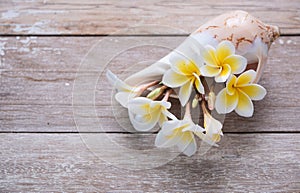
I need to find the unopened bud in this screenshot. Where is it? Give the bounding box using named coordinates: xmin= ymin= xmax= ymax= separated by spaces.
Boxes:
xmin=192 ymin=97 xmax=199 ymax=108
xmin=147 ymin=87 xmax=162 ymax=100
xmin=208 ymin=91 xmax=216 ymax=110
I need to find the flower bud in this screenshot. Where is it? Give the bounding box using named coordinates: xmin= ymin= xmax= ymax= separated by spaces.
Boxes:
xmin=208 ymin=91 xmax=216 ymax=110
xmin=192 ymin=97 xmax=199 ymax=108
xmin=146 ymin=87 xmax=162 ymax=100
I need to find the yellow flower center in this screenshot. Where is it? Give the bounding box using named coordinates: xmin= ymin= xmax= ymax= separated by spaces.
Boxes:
xmin=177 ymin=60 xmax=200 ymax=77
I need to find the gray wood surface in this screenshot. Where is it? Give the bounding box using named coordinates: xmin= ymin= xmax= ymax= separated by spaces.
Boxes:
xmin=0 ymin=133 xmax=299 ymax=192
xmin=1 ymin=1 xmax=299 ymax=192
xmin=0 ymin=0 xmax=299 ymax=35
xmin=0 ymin=37 xmax=299 ymax=132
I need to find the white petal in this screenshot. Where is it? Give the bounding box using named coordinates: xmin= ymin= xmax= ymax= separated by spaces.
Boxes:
xmin=199 ymin=134 xmax=219 ymax=147
xmin=115 ymin=92 xmax=135 ymax=108
xmin=183 ymin=124 xmax=205 ymax=135
xmin=160 ymin=120 xmax=186 ymax=135
xmin=200 ymin=65 xmax=221 ymax=77
xmin=202 ymin=45 xmax=219 ymax=67
xmin=158 ymin=113 xmax=167 ymax=127
xmin=155 ymin=129 xmax=167 ymax=147
xmin=223 ymin=55 xmax=247 ymax=74
xmin=215 ymin=88 xmax=238 ymax=114
xmin=175 ymin=133 xmax=196 ymax=156
xmin=159 ymin=101 xmax=171 ymax=109
xmin=194 ymin=74 xmax=205 ymax=94
xmin=215 ymin=63 xmax=231 ymax=83
xmin=156 ymin=120 xmax=187 ymax=147
xmin=106 ymin=70 xmax=134 ymax=92
xmin=195 ymin=124 xmax=205 ymax=133
xmin=128 ymin=109 xmax=160 ymax=131
xmin=236 ymin=70 xmax=256 ymax=86
xmin=162 ymin=69 xmax=189 ymax=88
xmin=155 ymin=128 xmax=180 ymax=148
xmin=162 ymin=109 xmax=178 ymax=121
xmin=179 ymin=81 xmax=193 ymax=106
xmin=226 ymin=75 xmax=237 ymax=95
xmin=192 ymin=126 xmax=219 ymax=147
xmin=204 ymin=114 xmax=223 ymax=135
xmin=235 ymin=90 xmax=254 ymax=117
xmin=239 ymin=84 xmax=267 ymax=100
xmin=127 ymin=97 xmax=152 ymax=115
xmin=182 ymin=139 xmax=197 ymax=157
xmin=169 ymin=52 xmax=185 ymax=68
xmin=216 ymin=40 xmax=235 ymax=62
xmin=193 ymin=129 xmax=205 ymax=140
xmin=171 ymin=59 xmax=189 ymax=75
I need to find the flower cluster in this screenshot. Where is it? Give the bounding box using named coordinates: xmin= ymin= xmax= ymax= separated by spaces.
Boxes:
xmin=106 ymin=40 xmax=266 ymax=156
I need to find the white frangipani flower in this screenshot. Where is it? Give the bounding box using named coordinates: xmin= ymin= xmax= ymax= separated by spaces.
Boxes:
xmin=162 ymin=48 xmax=204 ymax=106
xmin=128 ymin=96 xmax=176 ymax=132
xmin=155 ymin=103 xmax=204 ymax=156
xmin=200 ymin=41 xmax=247 ymax=83
xmin=193 ymin=101 xmax=223 ymax=147
xmin=215 ymin=70 xmax=267 ymax=117
xmin=155 ymin=119 xmax=203 ymax=156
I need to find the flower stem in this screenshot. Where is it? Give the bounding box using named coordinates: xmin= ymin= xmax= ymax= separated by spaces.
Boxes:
xmin=184 ymin=101 xmax=192 ymax=120
xmin=200 ymin=76 xmax=210 ymax=96
xmin=137 ymin=80 xmax=160 ymax=96
xmin=151 ymin=85 xmax=168 ymax=100
xmin=201 ymin=100 xmax=209 ymax=115
xmin=162 ymin=89 xmax=172 ymax=102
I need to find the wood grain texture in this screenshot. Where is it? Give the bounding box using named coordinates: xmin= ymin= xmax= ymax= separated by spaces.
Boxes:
xmin=0 ymin=133 xmax=299 ymax=192
xmin=1 ymin=1 xmax=300 ymax=192
xmin=0 ymin=36 xmax=299 ymax=132
xmin=0 ymin=0 xmax=299 ymax=35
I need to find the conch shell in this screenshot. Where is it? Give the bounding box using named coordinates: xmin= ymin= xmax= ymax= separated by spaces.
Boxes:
xmin=125 ymin=10 xmax=279 ymax=85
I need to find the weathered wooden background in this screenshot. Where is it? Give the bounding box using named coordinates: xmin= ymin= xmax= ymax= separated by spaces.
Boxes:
xmin=0 ymin=0 xmax=299 ymax=192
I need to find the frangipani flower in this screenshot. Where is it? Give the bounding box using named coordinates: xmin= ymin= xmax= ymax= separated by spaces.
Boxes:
xmin=106 ymin=70 xmax=157 ymax=108
xmin=162 ymin=51 xmax=204 ymax=106
xmin=155 ymin=115 xmax=204 ymax=157
xmin=103 ymin=11 xmax=279 ymax=157
xmin=200 ymin=41 xmax=247 ymax=83
xmin=128 ymin=97 xmax=176 ymax=131
xmin=194 ymin=102 xmax=223 ymax=147
xmin=215 ymin=70 xmax=267 ymax=117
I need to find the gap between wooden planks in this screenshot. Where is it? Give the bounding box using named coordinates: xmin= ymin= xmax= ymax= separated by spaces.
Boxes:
xmin=0 ymin=0 xmax=299 ymax=35
xmin=1 ymin=1 xmax=300 ymax=192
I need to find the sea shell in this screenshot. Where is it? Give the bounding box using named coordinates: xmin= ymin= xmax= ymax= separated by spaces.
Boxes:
xmin=125 ymin=10 xmax=279 ymax=85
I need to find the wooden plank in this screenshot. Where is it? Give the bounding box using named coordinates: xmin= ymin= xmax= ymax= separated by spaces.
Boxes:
xmin=0 ymin=36 xmax=298 ymax=72
xmin=0 ymin=36 xmax=298 ymax=98
xmin=0 ymin=0 xmax=299 ymax=35
xmin=0 ymin=133 xmax=299 ymax=192
xmin=0 ymin=36 xmax=183 ymax=72
xmin=0 ymin=36 xmax=299 ymax=132
xmin=1 ymin=104 xmax=299 ymax=132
